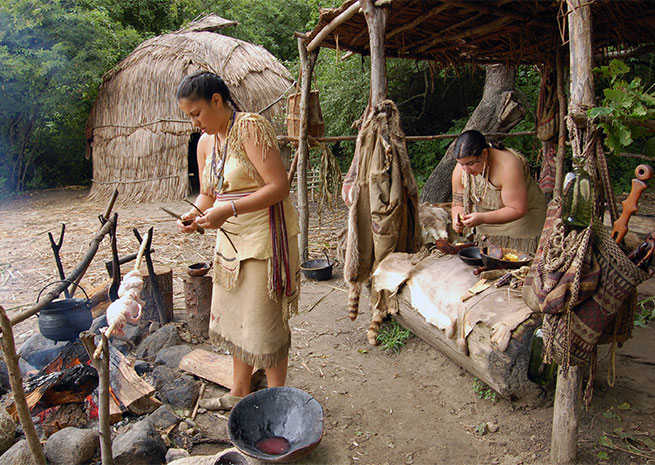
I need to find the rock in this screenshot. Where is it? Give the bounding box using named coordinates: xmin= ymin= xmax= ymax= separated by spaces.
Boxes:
xmin=90 ymin=315 xmax=107 ymax=334
xmin=0 ymin=361 xmax=10 ymax=395
xmin=166 ymin=448 xmax=189 ymax=463
xmin=154 ymin=344 xmax=193 ymax=369
xmin=115 ymin=324 xmax=143 ymax=346
xmin=113 ymin=340 xmax=131 ymax=356
xmin=16 ymin=333 xmax=63 ymax=370
xmin=151 ymin=365 xmax=180 ymax=391
xmin=44 ymin=427 xmax=98 ymax=465
xmin=158 ymin=375 xmax=199 ymax=410
xmin=168 ymin=448 xmax=253 ymax=465
xmin=146 ymin=405 xmax=180 ymax=432
xmin=0 ymin=439 xmax=31 ymax=465
xmin=487 ymin=421 xmax=499 ymax=433
xmin=178 ymin=422 xmax=189 ymax=432
xmin=0 ymin=407 xmax=16 ymax=456
xmin=135 ymin=325 xmax=181 ymax=361
xmin=134 ymin=360 xmax=152 ymax=376
xmin=112 ymin=420 xmax=167 ymax=465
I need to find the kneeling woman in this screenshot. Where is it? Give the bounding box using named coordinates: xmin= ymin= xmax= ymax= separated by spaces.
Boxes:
xmin=451 ymin=130 xmax=546 ymax=254
xmin=177 ymin=71 xmax=300 ymax=410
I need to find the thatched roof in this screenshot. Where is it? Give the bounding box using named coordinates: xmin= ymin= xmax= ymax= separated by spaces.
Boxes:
xmin=87 ymin=14 xmax=294 ymax=203
xmin=306 ymin=1 xmax=655 ymax=65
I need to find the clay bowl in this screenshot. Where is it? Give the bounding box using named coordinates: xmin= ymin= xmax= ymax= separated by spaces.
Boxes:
xmin=457 ymin=246 xmax=483 ymax=267
xmin=228 ymin=387 xmax=324 ymax=463
xmin=480 ymin=247 xmax=532 ymax=270
xmin=187 ymin=262 xmax=212 ymax=277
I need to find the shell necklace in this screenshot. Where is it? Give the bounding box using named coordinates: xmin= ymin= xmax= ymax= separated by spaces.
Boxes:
xmin=470 ymin=159 xmax=489 ymax=203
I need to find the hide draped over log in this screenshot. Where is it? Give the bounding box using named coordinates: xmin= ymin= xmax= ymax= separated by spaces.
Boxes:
xmin=341 ymin=100 xmax=422 ymax=320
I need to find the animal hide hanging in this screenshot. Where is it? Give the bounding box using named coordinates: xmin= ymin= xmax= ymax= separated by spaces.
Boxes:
xmin=341 ymin=100 xmax=422 ymax=321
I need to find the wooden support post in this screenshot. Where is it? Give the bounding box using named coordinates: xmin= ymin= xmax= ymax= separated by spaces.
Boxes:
xmin=550 ymin=1 xmax=595 ymax=463
xmin=362 ymin=0 xmax=389 ymax=108
xmin=297 ymin=38 xmax=319 ymax=262
xmin=0 ymin=306 xmax=46 ymax=465
xmin=81 ymin=332 xmax=114 ymax=465
xmin=554 ymin=47 xmax=567 ymax=201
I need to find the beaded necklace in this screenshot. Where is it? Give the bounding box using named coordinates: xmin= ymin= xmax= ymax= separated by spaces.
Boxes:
xmin=470 ymin=159 xmax=489 ymax=203
xmin=209 ymin=111 xmax=236 ymax=195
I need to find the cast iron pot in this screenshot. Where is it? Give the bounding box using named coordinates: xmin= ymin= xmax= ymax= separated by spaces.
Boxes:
xmin=300 ymin=250 xmax=333 ymax=281
xmin=37 ymin=280 xmax=93 ymax=343
xmin=228 ymin=386 xmax=324 ymax=463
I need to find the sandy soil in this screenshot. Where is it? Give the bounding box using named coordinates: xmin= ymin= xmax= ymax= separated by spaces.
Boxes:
xmin=1 ymin=187 xmax=655 ymax=465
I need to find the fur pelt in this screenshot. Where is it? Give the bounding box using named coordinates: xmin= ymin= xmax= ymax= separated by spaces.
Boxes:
xmin=341 ymin=100 xmax=422 ymax=321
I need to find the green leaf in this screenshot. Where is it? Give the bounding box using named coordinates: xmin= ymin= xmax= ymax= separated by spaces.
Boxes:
xmin=617 ymin=402 xmax=631 ymax=410
xmin=602 ymin=410 xmax=621 ymax=421
xmin=599 ymin=435 xmax=615 ymax=448
xmin=596 ymin=451 xmax=610 ymax=460
xmin=609 ymin=59 xmax=630 ymax=77
xmin=616 ymin=124 xmax=633 ymax=147
xmin=604 ymin=88 xmax=630 ymax=107
xmin=588 ymin=106 xmax=613 ymax=118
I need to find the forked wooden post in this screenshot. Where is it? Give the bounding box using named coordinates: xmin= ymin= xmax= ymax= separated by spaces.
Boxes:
xmin=550 ymin=0 xmax=594 ymax=463
xmin=296 ymin=38 xmax=319 ymax=262
xmin=0 ymin=306 xmax=46 ymax=465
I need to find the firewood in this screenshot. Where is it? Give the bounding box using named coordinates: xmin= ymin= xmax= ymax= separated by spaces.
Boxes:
xmin=179 ymin=349 xmax=264 ymax=391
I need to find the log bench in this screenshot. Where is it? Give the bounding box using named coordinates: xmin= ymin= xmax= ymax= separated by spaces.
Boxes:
xmin=373 ymin=253 xmax=542 ymax=400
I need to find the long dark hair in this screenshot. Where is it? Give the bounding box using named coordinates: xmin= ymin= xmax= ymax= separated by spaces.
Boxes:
xmin=453 ymin=130 xmax=488 ymax=160
xmin=176 ymin=70 xmax=240 ymax=111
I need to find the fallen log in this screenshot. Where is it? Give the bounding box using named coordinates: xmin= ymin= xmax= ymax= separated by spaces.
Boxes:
xmin=179 ymin=349 xmax=264 ymax=391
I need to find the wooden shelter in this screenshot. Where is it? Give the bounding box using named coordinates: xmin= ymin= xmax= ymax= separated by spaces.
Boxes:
xmin=87 ymin=14 xmax=294 ymax=203
xmin=297 ymin=1 xmax=655 ymax=463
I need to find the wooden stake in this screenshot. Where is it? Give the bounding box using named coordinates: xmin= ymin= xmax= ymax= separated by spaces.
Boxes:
xmin=81 ymin=332 xmax=114 ymax=465
xmin=0 ymin=306 xmax=46 ymax=465
xmin=191 ymin=382 xmax=206 ymax=421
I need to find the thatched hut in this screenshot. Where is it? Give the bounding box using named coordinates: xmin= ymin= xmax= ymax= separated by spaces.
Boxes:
xmin=87 ymin=15 xmax=294 ymax=202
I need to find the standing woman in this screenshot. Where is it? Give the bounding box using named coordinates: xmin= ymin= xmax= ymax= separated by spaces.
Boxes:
xmin=176 ymin=71 xmax=300 ymax=410
xmin=451 ymin=130 xmax=546 ymax=254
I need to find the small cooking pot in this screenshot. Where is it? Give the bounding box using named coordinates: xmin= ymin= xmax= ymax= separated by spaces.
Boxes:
xmin=300 ymin=250 xmax=333 ymax=281
xmin=37 ymin=280 xmax=93 ymax=342
xmin=480 ymin=247 xmax=532 ymax=270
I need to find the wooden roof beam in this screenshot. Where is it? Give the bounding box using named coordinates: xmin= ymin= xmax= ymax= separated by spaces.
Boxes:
xmin=448 ymin=1 xmax=556 ymax=29
xmin=386 ymin=3 xmax=452 ymax=39
xmin=398 ymin=13 xmax=483 ymax=55
xmin=307 ymin=1 xmax=362 ymax=53
xmin=416 ymin=16 xmax=512 ymax=54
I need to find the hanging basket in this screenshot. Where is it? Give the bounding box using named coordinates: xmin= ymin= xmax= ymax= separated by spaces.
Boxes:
xmin=286 ymin=90 xmax=325 ymax=147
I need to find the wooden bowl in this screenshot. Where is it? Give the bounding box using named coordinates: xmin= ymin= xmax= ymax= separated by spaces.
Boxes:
xmin=187 ymin=262 xmax=212 ymax=277
xmin=480 ymin=248 xmax=532 ymax=270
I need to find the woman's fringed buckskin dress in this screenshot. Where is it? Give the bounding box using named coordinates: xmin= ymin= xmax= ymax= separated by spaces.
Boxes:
xmin=204 ymin=113 xmax=300 ymax=368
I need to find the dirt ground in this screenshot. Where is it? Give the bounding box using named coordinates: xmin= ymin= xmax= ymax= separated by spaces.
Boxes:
xmin=1 ymin=187 xmax=655 ymax=465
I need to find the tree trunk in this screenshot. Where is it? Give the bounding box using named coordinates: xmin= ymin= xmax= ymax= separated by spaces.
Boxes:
xmin=419 ymin=64 xmax=524 ymax=203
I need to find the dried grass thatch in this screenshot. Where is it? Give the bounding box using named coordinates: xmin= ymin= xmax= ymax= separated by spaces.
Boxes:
xmin=307 ymin=0 xmax=655 ymax=66
xmin=87 ymin=14 xmax=294 ymax=203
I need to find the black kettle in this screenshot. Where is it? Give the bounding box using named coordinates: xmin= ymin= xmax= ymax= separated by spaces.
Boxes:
xmin=36 ymin=280 xmax=93 ymax=342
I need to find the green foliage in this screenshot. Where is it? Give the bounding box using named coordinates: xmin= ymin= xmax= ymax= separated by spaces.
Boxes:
xmin=472 ymin=377 xmax=497 ymax=402
xmin=635 ymin=295 xmax=655 ymax=328
xmin=376 ymin=320 xmax=413 ymax=353
xmin=589 ymin=59 xmax=655 ymax=157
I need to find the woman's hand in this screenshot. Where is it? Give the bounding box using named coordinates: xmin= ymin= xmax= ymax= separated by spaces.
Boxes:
xmin=196 ymin=203 xmax=231 ymax=230
xmin=453 ymin=213 xmax=465 ymax=233
xmin=177 ymin=211 xmax=199 ymax=234
xmin=460 ymin=212 xmax=486 ymax=228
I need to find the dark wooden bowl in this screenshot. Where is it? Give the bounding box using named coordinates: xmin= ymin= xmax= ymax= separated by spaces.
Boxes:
xmin=458 ymin=247 xmax=483 ymax=266
xmin=480 ymin=248 xmax=532 ymax=270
